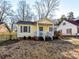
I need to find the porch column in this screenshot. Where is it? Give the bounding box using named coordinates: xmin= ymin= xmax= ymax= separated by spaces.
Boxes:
xmin=52 ymin=23 xmax=54 ymax=40
xmin=37 ymin=21 xmax=39 ymax=39
xmin=43 ymin=32 xmax=45 ymax=41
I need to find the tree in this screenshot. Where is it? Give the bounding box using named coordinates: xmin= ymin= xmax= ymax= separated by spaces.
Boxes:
xmin=17 ymin=0 xmax=33 ymax=21
xmin=60 ymin=15 xmax=67 ymax=20
xmin=67 ymin=12 xmax=74 ymax=20
xmin=34 ymin=0 xmax=59 ymax=19
xmin=0 ymin=0 xmax=13 ymax=22
xmin=58 ymin=15 xmax=67 ymax=25
xmin=10 ymin=15 xmax=18 ymax=31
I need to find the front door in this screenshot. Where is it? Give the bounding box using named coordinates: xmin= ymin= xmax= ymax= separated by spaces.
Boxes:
xmin=39 ymin=27 xmax=43 ymax=31
xmin=39 ymin=27 xmax=43 ymax=36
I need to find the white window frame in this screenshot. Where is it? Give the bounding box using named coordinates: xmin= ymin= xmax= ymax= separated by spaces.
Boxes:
xmin=66 ymin=28 xmax=72 ymax=34
xmin=20 ymin=26 xmax=31 ymax=33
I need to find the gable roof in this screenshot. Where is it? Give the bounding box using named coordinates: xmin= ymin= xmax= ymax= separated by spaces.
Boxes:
xmin=4 ymin=23 xmax=11 ymax=32
xmin=65 ymin=20 xmax=79 ymax=26
xmin=0 ymin=22 xmax=4 ymax=24
xmin=37 ymin=18 xmax=53 ymax=24
xmin=0 ymin=22 xmax=11 ymax=32
xmin=38 ymin=18 xmax=52 ymax=22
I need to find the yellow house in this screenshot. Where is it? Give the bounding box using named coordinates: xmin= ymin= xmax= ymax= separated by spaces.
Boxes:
xmin=16 ymin=18 xmax=54 ymax=38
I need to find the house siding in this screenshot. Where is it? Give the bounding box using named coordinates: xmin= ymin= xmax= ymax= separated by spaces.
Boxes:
xmin=16 ymin=19 xmax=54 ymax=37
xmin=57 ymin=20 xmax=77 ymax=35
xmin=17 ymin=24 xmax=33 ymax=37
xmin=16 ymin=24 xmax=53 ymax=37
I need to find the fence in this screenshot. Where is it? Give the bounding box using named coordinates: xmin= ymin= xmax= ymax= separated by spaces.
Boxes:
xmin=0 ymin=32 xmax=17 ymax=41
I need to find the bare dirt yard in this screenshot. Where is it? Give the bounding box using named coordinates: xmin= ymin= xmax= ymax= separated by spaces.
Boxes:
xmin=0 ymin=38 xmax=79 ymax=59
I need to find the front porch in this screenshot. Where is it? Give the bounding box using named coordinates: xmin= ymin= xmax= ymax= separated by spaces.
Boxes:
xmin=34 ymin=31 xmax=54 ymax=41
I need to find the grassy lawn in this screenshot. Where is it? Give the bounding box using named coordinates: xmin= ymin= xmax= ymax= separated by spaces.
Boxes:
xmin=64 ymin=38 xmax=79 ymax=45
xmin=0 ymin=39 xmax=19 ymax=46
xmin=0 ymin=38 xmax=78 ymax=59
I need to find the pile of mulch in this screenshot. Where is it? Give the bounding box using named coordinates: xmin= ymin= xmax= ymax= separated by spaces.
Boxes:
xmin=0 ymin=40 xmax=79 ymax=59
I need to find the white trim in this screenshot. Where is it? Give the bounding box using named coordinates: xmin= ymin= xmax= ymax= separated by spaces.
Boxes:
xmin=20 ymin=26 xmax=31 ymax=33
xmin=37 ymin=21 xmax=39 ymax=37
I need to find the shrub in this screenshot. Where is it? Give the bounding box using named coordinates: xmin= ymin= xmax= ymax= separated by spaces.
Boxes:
xmin=28 ymin=36 xmax=31 ymax=40
xmin=38 ymin=37 xmax=44 ymax=41
xmin=31 ymin=36 xmax=37 ymax=41
xmin=54 ymin=31 xmax=62 ymax=40
xmin=23 ymin=36 xmax=27 ymax=40
xmin=45 ymin=36 xmax=52 ymax=41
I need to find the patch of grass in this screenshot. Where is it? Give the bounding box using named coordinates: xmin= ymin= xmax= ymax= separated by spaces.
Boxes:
xmin=67 ymin=38 xmax=79 ymax=45
xmin=0 ymin=39 xmax=19 ymax=46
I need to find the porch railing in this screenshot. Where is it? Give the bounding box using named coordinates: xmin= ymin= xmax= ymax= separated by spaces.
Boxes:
xmin=33 ymin=31 xmax=53 ymax=37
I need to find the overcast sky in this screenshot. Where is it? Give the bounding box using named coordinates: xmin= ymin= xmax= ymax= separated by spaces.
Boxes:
xmin=6 ymin=0 xmax=79 ymax=19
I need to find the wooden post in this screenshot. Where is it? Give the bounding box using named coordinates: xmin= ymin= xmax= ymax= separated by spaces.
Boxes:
xmin=52 ymin=23 xmax=54 ymax=40
xmin=37 ymin=20 xmax=39 ymax=40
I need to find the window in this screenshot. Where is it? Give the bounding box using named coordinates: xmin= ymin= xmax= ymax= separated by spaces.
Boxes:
xmin=63 ymin=22 xmax=66 ymax=25
xmin=66 ymin=29 xmax=72 ymax=34
xmin=20 ymin=26 xmax=31 ymax=33
xmin=49 ymin=27 xmax=52 ymax=32
xmin=24 ymin=26 xmax=27 ymax=32
xmin=39 ymin=27 xmax=43 ymax=31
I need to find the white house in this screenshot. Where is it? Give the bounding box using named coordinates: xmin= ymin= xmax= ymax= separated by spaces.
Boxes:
xmin=57 ymin=20 xmax=79 ymax=36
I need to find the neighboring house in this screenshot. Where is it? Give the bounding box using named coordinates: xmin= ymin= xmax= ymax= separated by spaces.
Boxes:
xmin=52 ymin=19 xmax=58 ymax=31
xmin=0 ymin=22 xmax=10 ymax=33
xmin=16 ymin=18 xmax=54 ymax=38
xmin=57 ymin=20 xmax=79 ymax=36
xmin=54 ymin=24 xmax=58 ymax=31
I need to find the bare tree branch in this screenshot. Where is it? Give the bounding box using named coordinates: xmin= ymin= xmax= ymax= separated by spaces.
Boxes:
xmin=34 ymin=0 xmax=59 ymax=19
xmin=17 ymin=0 xmax=33 ymax=21
xmin=0 ymin=0 xmax=13 ymax=22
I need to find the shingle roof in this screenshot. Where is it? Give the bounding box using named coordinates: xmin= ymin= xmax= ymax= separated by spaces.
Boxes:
xmin=0 ymin=22 xmax=4 ymax=24
xmin=66 ymin=20 xmax=79 ymax=26
xmin=16 ymin=20 xmax=53 ymax=25
xmin=16 ymin=21 xmax=36 ymax=25
xmin=0 ymin=22 xmax=11 ymax=32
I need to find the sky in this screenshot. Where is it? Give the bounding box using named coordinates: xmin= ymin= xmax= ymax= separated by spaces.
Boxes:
xmin=56 ymin=0 xmax=79 ymax=18
xmin=6 ymin=0 xmax=79 ymax=19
